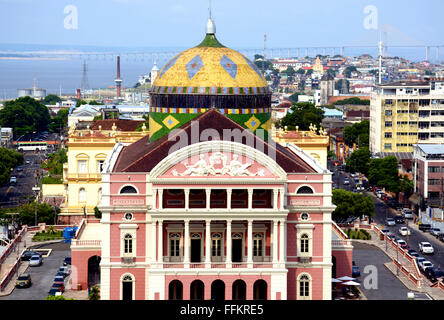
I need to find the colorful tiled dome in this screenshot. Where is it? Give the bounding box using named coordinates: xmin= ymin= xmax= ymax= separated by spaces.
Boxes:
xmin=149 ymin=18 xmax=272 ymax=142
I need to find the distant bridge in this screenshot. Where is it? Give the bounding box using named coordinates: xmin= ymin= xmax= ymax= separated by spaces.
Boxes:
xmin=1 ymin=44 xmax=443 ymax=63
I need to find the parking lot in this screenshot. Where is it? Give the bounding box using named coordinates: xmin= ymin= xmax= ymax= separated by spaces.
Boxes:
xmin=0 ymin=241 xmax=70 ymax=300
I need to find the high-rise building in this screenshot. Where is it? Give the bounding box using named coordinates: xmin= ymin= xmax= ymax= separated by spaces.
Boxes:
xmin=370 ymin=79 xmax=444 ymax=154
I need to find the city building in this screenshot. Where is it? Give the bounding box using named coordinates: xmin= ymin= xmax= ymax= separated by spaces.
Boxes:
xmin=413 ymin=144 xmax=444 ymax=207
xmin=370 ymin=79 xmax=444 ymax=154
xmin=319 ymin=73 xmax=335 ymax=106
xmin=68 ymin=104 xmax=101 ymax=127
xmin=70 ymin=17 xmax=352 ymax=301
xmin=56 ymin=120 xmax=149 ymax=224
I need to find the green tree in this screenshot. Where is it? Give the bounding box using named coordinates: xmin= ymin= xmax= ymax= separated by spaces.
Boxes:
xmin=3 ymin=202 xmax=59 ymax=226
xmin=345 ymin=147 xmax=371 ymax=175
xmin=0 ymin=148 xmax=24 ymax=185
xmin=343 ymin=120 xmax=370 ymax=148
xmin=368 ymin=156 xmax=399 ymax=191
xmin=333 ymin=97 xmax=370 ymax=106
xmin=288 ymin=92 xmax=302 ymax=103
xmin=42 ymin=94 xmax=62 ymax=105
xmin=89 ymin=285 xmax=100 ymax=300
xmin=76 ymin=100 xmax=104 ymax=107
xmin=344 ymin=66 xmax=358 ymax=78
xmin=279 ymin=102 xmax=324 ymax=131
xmin=332 ymin=189 xmax=375 ymax=220
xmin=94 ymin=206 xmax=102 ymax=219
xmin=42 ymin=149 xmax=67 ymax=175
xmin=0 ymin=97 xmax=50 ymax=137
xmin=335 ymin=79 xmax=350 ymax=94
xmin=49 ymin=108 xmax=69 ymax=134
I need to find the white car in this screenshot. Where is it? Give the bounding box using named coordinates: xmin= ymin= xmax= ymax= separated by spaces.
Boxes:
xmin=343 ymin=179 xmax=350 ymax=185
xmin=386 ymin=218 xmax=396 ymax=226
xmin=419 ymin=242 xmax=434 ymax=254
xmin=402 ymin=208 xmax=414 ymax=219
xmin=29 ymin=255 xmax=43 ymax=267
xmin=399 ymin=227 xmax=411 ymax=236
xmin=419 ymin=260 xmax=434 ymax=272
xmin=9 ymin=176 xmax=16 ymax=184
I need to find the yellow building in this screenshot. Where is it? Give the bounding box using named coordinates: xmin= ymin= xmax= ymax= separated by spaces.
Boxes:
xmin=56 ymin=119 xmax=148 ymax=224
xmin=312 ymin=57 xmax=325 ymax=75
xmin=272 ymin=124 xmax=329 ymax=168
xmin=370 ymin=79 xmax=444 ymax=154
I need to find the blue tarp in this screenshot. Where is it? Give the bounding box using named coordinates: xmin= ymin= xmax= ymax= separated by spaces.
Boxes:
xmin=63 ymin=227 xmax=78 ymax=243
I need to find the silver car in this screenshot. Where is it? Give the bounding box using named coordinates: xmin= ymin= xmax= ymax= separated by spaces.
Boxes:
xmin=29 ymin=255 xmax=42 ymax=267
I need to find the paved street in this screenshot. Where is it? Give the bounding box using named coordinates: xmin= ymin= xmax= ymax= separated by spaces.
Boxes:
xmin=0 ymin=242 xmax=70 ymax=300
xmin=352 ymin=242 xmax=412 ymax=300
xmin=0 ymin=152 xmax=44 ymax=208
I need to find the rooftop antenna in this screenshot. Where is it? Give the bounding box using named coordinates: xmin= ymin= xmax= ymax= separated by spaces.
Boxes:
xmin=209 ymin=0 xmax=212 ymax=19
xmin=81 ymin=60 xmax=89 ymax=94
xmin=378 ymin=30 xmax=383 ymax=85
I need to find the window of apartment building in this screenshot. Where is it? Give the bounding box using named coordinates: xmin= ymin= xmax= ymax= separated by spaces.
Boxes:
xmin=77 ymin=160 xmax=87 ymax=173
xmin=428 ymin=179 xmax=441 ymax=185
xmin=212 ymin=233 xmax=222 ymax=257
xmin=79 ymin=188 xmax=86 ymax=203
xmin=397 ymin=121 xmax=408 ymax=125
xmin=124 ymin=234 xmax=133 ymax=254
xmin=396 ymin=144 xmax=408 ymax=147
xmin=396 ymin=132 xmax=407 ymax=136
xmin=431 ymin=133 xmax=444 ymax=138
xmin=97 ymin=160 xmax=105 ymax=173
xmin=428 ymin=166 xmax=441 ymax=173
xmin=418 ymin=133 xmax=430 ymax=140
xmin=385 ymin=133 xmax=392 ymax=138
xmin=385 ymin=110 xmax=392 ymax=116
xmin=406 ymin=89 xmax=414 ymax=94
xmin=419 ymin=99 xmax=430 ymax=107
xmin=419 ymin=111 xmax=430 ymax=117
xmin=431 ymin=110 xmax=444 ymax=116
xmin=300 ymin=234 xmax=309 ymax=253
xmin=298 ymin=275 xmax=311 ymax=300
xmin=385 ymin=122 xmax=392 ymax=127
xmin=253 ymin=233 xmax=263 ymax=257
xmin=428 ymin=192 xmax=440 ymax=199
xmin=385 ymin=99 xmax=393 ymax=105
xmin=384 ymin=143 xmax=392 ymax=150
xmin=419 ymin=122 xmax=430 ymax=129
xmin=397 ymin=110 xmax=408 ymax=114
xmin=409 ymin=132 xmax=417 ymax=136
xmin=170 ymin=233 xmax=180 ymax=257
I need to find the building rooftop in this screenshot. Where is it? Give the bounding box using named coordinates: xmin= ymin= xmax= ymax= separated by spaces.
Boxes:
xmin=416 ymin=144 xmax=444 ymax=155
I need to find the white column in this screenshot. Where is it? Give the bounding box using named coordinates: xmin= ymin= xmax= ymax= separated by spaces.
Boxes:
xmin=248 ymin=189 xmax=253 ymax=210
xmin=184 ymin=188 xmax=190 ymax=210
xmin=158 ymin=189 xmax=163 ymax=210
xmin=157 ymin=220 xmax=163 ymax=264
xmin=151 ymin=220 xmax=157 ymax=265
xmin=247 ymin=219 xmax=253 ymax=267
xmin=226 ymin=219 xmax=232 ymax=268
xmin=272 ymin=220 xmax=278 ymax=266
xmin=227 ymin=189 xmax=232 ymax=211
xmin=273 ymin=189 xmax=279 ymax=210
xmin=279 ymin=188 xmax=285 ymax=209
xmin=184 ymin=219 xmax=190 ymax=267
xmin=206 ymin=188 xmax=211 ymax=210
xmin=152 ymin=188 xmax=157 ymax=210
xmin=279 ymin=219 xmax=285 ymax=266
xmin=205 ymin=219 xmax=211 ymax=266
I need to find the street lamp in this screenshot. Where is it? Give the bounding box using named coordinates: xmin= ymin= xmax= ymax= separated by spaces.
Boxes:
xmin=32 ymin=186 xmax=40 ymax=227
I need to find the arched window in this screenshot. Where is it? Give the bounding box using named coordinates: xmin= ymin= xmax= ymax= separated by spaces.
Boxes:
xmin=124 ymin=234 xmax=133 ymax=254
xmin=170 ymin=233 xmax=180 ymax=257
xmin=120 ymin=186 xmax=138 ymax=194
xmin=98 ymin=188 xmax=102 ymax=204
xmin=253 ymin=233 xmax=263 ymax=257
xmin=79 ymin=188 xmax=86 ymax=203
xmin=297 ymin=186 xmax=314 ymax=194
xmin=299 ymin=274 xmax=311 ymax=299
xmin=300 ymin=234 xmax=309 ymax=253
xmin=212 ymin=233 xmax=222 ymax=257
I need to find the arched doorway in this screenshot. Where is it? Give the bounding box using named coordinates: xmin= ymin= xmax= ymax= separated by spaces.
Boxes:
xmin=169 ymin=280 xmax=183 ymax=300
xmin=211 ymin=280 xmax=225 ymax=301
xmin=232 ymin=280 xmax=246 ymax=300
xmin=122 ymin=275 xmax=133 ymax=301
xmin=87 ymin=255 xmax=101 ymax=290
xmin=190 ymin=280 xmax=204 ymax=300
xmin=253 ymin=280 xmax=267 ymax=300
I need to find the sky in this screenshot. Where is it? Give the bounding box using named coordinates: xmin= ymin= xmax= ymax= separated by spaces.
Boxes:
xmin=0 ymin=0 xmax=443 ymax=50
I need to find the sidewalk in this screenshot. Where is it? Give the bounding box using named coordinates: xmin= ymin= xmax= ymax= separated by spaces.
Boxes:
xmin=355 ymin=228 xmax=444 ymax=300
xmin=0 ymin=230 xmax=36 ymax=297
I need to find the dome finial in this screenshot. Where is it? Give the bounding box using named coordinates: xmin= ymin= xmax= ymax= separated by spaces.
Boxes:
xmin=206 ymin=0 xmax=216 ymax=34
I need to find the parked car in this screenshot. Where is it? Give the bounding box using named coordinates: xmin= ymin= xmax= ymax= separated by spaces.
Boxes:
xmin=419 ymin=242 xmax=434 ymax=254
xmin=399 ymin=227 xmax=411 ymax=236
xmin=53 ymin=275 xmax=64 ymax=284
xmin=402 ymin=209 xmax=414 ymax=219
xmin=387 ymin=233 xmax=396 ymax=240
xmin=63 ymin=257 xmax=71 ymax=266
xmin=15 ymin=273 xmax=31 ymax=288
xmin=58 ymin=266 xmax=70 ymax=277
xmin=16 ymin=166 xmax=23 ymax=172
xmin=430 ymin=228 xmax=441 ymax=237
xmin=21 ymin=251 xmax=42 ymax=261
xmin=416 ymin=257 xmax=426 ymax=267
xmin=48 ymin=288 xmax=60 ymax=296
xmin=394 ymin=216 xmax=405 ymax=224
xmin=343 ymin=179 xmax=350 ymax=185
xmin=381 ymin=229 xmax=390 ymax=234
xmin=352 ymin=265 xmax=360 ymax=277
xmin=29 ymin=255 xmax=43 ymax=267
xmin=439 ymin=234 xmax=444 ymax=243
xmin=419 ymin=224 xmax=432 ymax=232
xmin=425 ymin=268 xmax=444 ymax=283
xmin=419 ymin=260 xmax=434 ymax=273
xmin=408 ymin=249 xmax=419 ymax=258
xmin=386 ymin=218 xmax=396 ymax=226
xmin=9 ymin=176 xmax=16 ymax=184
xmin=396 ymin=239 xmax=408 ymax=250
xmin=50 ymin=282 xmax=65 ymax=293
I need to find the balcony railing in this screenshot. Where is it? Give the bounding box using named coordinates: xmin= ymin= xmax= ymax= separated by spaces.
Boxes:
xmin=71 ymin=239 xmax=102 ymax=247
xmin=122 ymin=257 xmax=135 ymax=264
xmin=332 ymin=239 xmax=352 ymax=247
xmin=66 ymin=173 xmax=101 ymax=180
